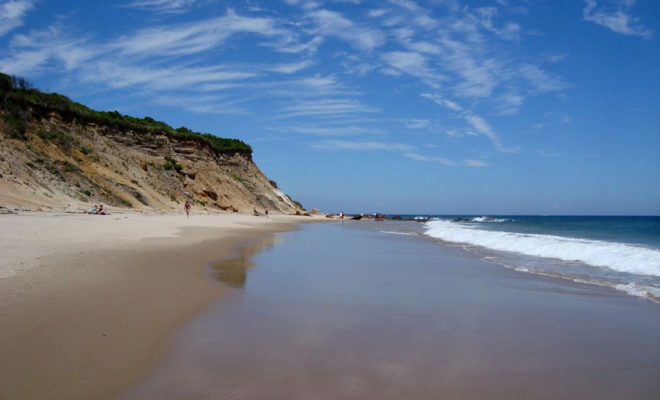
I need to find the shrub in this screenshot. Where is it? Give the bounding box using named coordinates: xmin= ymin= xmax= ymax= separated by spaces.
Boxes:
xmin=163 ymin=156 xmax=182 ymax=172
xmin=61 ymin=161 xmax=80 ymax=172
xmin=0 ymin=72 xmax=253 ymax=155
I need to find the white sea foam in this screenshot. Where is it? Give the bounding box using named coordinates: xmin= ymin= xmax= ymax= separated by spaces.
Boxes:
xmin=380 ymin=231 xmax=418 ymax=236
xmin=470 ymin=216 xmax=509 ymax=223
xmin=425 ymin=220 xmax=660 ymax=277
xmin=614 ymin=283 xmax=660 ymax=300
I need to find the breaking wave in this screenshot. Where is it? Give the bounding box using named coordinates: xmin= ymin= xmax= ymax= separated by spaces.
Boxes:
xmin=424 ymin=220 xmax=660 ymax=277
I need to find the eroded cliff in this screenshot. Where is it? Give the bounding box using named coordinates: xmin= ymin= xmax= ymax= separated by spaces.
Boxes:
xmin=0 ymin=83 xmax=302 ymax=214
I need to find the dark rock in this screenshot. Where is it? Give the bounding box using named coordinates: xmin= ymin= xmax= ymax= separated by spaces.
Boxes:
xmin=203 ymin=189 xmax=218 ymax=201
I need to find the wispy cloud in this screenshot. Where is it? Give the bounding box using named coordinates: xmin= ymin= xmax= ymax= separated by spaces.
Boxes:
xmin=464 ymin=114 xmax=519 ymax=153
xmin=315 ymin=140 xmax=488 ymax=167
xmin=403 ymin=119 xmax=430 ymax=129
xmin=308 ymin=8 xmax=385 ymax=51
xmin=537 ymin=149 xmax=562 ymax=158
xmin=153 ymin=93 xmax=252 ymax=115
xmin=282 ymin=125 xmax=382 ymax=136
xmin=279 ymin=98 xmax=379 ymax=118
xmin=0 ymin=0 xmax=34 ymax=37
xmin=268 ymin=60 xmax=314 ymax=74
xmin=314 ymin=140 xmax=414 ymax=152
xmin=518 ymin=64 xmax=568 ymax=94
xmin=421 ymin=92 xmax=463 ymax=111
xmin=79 ymin=62 xmax=256 ymax=91
xmin=0 ymin=0 xmax=578 ymax=168
xmin=381 ymin=51 xmax=445 ymax=87
xmin=421 ymin=92 xmax=517 ymax=152
xmin=123 ymin=0 xmax=198 ymax=14
xmin=112 ymin=9 xmax=287 ymax=57
xmin=0 ymin=26 xmax=97 ymax=74
xmin=404 ymin=151 xmax=456 ymax=166
xmin=583 ymin=0 xmax=652 ymax=39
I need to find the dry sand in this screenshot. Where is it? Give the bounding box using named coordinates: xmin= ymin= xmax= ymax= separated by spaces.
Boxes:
xmin=0 ymin=211 xmax=323 ymax=400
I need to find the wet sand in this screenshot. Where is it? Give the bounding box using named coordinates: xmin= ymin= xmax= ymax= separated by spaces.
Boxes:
xmin=0 ymin=213 xmax=315 ymax=400
xmin=120 ymin=222 xmax=660 ymax=400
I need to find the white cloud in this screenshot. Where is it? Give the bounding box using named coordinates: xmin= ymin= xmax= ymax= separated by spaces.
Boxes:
xmin=404 ymin=152 xmax=456 ymax=166
xmin=387 ymin=0 xmax=437 ymax=29
xmin=421 ymin=92 xmax=463 ymax=111
xmin=583 ymin=0 xmax=652 ymax=39
xmin=368 ymin=9 xmax=388 ymax=18
xmin=0 ymin=0 xmax=34 ymax=36
xmin=474 ymin=7 xmax=521 ymax=41
xmin=315 ymin=140 xmax=414 ymax=152
xmin=0 ymin=27 xmax=97 ymax=74
xmin=123 ymin=0 xmax=198 ymax=14
xmin=403 ymin=119 xmax=430 ymax=129
xmin=280 ymin=98 xmax=379 ymax=118
xmin=308 ymin=8 xmax=385 ymax=51
xmin=112 ymin=9 xmax=287 ymax=56
xmin=269 ymin=60 xmax=314 ymax=74
xmin=464 ymin=159 xmax=488 ymax=167
xmin=285 ymin=125 xmax=381 ymax=136
xmin=315 ymin=141 xmax=488 ymax=168
xmin=79 ymin=62 xmax=256 ymax=91
xmin=381 ymin=51 xmax=445 ymax=87
xmin=153 ymin=93 xmax=251 ymax=115
xmin=518 ymin=64 xmax=568 ymax=94
xmin=464 ymin=114 xmax=518 ymax=153
xmin=496 ymin=91 xmax=524 ymax=115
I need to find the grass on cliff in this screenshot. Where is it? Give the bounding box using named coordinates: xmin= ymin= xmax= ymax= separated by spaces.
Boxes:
xmin=0 ymin=73 xmax=252 ymax=155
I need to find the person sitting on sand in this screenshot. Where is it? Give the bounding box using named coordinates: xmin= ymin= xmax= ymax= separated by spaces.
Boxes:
xmin=89 ymin=205 xmax=98 ymax=214
xmin=253 ymin=208 xmax=259 ymax=216
xmin=184 ymin=201 xmax=192 ymax=218
xmin=97 ymin=204 xmax=105 ymax=215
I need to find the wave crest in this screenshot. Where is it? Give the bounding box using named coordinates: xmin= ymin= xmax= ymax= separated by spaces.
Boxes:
xmin=424 ymin=220 xmax=660 ymax=277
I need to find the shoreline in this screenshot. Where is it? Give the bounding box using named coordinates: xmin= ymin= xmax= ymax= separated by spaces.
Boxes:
xmin=0 ymin=212 xmax=322 ymax=400
xmin=118 ymin=222 xmax=660 ymax=399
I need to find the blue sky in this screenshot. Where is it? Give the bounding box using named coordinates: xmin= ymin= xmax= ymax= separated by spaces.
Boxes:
xmin=1 ymin=0 xmax=658 ymax=214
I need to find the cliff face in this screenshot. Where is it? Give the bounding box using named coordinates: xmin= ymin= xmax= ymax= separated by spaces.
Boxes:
xmin=0 ymin=109 xmax=302 ymax=214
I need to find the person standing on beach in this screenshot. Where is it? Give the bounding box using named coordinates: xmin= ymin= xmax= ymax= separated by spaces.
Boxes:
xmin=184 ymin=201 xmax=192 ymax=218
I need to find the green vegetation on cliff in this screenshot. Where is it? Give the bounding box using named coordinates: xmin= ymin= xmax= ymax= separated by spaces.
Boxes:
xmin=0 ymin=72 xmax=252 ymax=155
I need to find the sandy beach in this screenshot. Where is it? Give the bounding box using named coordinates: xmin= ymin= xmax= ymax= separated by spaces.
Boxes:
xmin=0 ymin=211 xmax=322 ymax=400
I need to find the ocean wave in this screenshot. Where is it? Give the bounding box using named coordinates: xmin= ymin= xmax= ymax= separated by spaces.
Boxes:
xmin=424 ymin=220 xmax=660 ymax=277
xmin=614 ymin=283 xmax=660 ymax=301
xmin=470 ymin=216 xmax=509 ymax=223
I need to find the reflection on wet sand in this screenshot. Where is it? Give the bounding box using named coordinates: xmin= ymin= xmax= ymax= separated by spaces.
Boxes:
xmin=120 ymin=223 xmax=660 ymax=400
xmin=210 ymin=236 xmax=279 ymax=288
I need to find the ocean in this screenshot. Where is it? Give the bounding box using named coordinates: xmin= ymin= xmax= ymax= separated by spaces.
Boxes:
xmin=389 ymin=215 xmax=660 ymax=301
